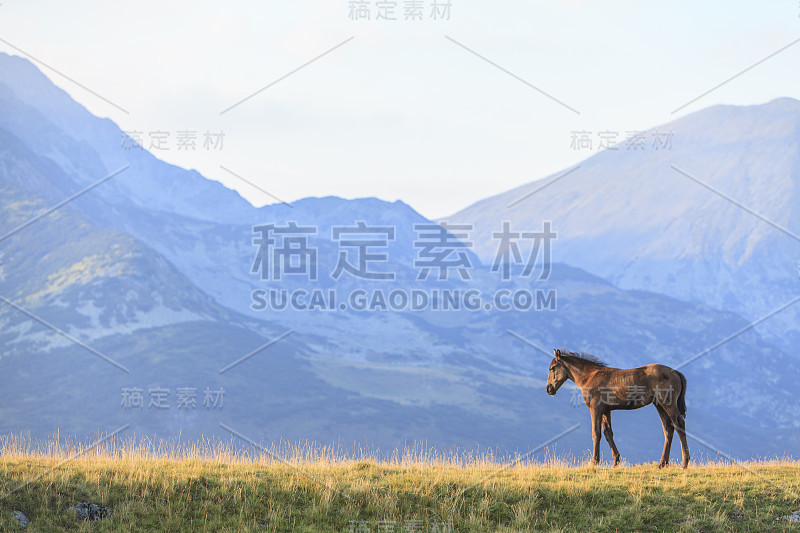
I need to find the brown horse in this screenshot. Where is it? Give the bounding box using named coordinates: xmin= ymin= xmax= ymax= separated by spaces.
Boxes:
xmin=546 ymin=348 xmax=689 ymax=468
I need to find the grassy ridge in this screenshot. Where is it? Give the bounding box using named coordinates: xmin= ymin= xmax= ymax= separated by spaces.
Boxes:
xmin=0 ymin=437 xmax=798 ymax=532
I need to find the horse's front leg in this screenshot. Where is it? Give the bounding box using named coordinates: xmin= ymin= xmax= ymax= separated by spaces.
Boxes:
xmin=590 ymin=406 xmax=603 ymax=465
xmin=602 ymin=412 xmax=621 ymax=466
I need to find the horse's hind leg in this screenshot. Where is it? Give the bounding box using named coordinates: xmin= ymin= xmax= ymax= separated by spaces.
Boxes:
xmin=665 ymin=407 xmax=690 ymax=469
xmin=602 ymin=412 xmax=621 ymax=466
xmin=654 ymin=404 xmax=674 ymax=468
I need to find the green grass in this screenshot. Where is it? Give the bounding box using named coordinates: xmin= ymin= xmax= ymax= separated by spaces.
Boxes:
xmin=0 ymin=435 xmax=797 ymax=532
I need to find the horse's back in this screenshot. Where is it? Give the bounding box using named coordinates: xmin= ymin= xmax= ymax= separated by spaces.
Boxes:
xmin=637 ymin=363 xmax=676 ymax=376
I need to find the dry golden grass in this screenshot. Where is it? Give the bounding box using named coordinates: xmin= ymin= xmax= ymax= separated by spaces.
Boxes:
xmin=0 ymin=433 xmax=798 ymax=532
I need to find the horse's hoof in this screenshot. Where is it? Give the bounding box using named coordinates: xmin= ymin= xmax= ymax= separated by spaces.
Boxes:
xmin=657 ymin=462 xmax=667 ymax=469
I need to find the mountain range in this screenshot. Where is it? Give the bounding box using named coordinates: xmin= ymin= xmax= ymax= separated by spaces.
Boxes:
xmin=449 ymin=98 xmax=800 ymax=357
xmin=0 ymin=52 xmax=797 ymax=463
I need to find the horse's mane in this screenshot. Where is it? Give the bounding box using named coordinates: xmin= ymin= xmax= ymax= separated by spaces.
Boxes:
xmin=560 ymin=349 xmax=608 ymax=367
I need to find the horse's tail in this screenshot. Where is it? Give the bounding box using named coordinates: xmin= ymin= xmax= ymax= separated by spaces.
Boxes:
xmin=676 ymin=370 xmax=687 ymax=417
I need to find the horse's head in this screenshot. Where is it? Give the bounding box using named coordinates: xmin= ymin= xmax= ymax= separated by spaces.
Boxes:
xmin=546 ymin=349 xmax=570 ymax=395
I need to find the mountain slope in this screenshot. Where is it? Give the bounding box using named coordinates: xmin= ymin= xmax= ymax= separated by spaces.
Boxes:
xmin=448 ymin=98 xmax=800 ymax=356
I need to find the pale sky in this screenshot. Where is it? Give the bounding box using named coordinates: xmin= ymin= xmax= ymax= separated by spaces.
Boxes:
xmin=1 ymin=1 xmax=799 ymax=218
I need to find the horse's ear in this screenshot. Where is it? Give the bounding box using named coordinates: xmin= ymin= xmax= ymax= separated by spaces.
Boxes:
xmin=554 ymin=349 xmax=561 ymax=359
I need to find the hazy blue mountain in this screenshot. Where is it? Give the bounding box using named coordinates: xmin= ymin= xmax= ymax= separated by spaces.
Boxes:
xmin=0 ymin=53 xmax=797 ymax=462
xmin=448 ymin=98 xmax=800 ymax=357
